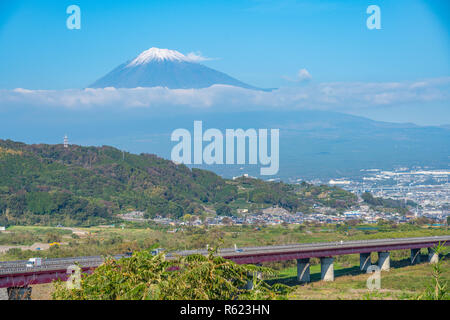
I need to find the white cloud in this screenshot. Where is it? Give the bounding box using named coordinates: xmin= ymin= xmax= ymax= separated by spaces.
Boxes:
xmin=185 ymin=51 xmax=216 ymax=62
xmin=1 ymin=77 xmax=449 ymax=112
xmin=283 ymin=68 xmax=312 ymax=82
xmin=297 ymin=68 xmax=312 ymax=81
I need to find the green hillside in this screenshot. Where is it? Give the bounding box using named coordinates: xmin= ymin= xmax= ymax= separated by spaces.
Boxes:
xmin=0 ymin=139 xmax=357 ymax=226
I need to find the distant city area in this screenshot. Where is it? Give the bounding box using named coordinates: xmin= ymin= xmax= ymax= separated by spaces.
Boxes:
xmin=118 ymin=168 xmax=449 ymax=228
xmin=321 ymin=168 xmax=449 ymax=223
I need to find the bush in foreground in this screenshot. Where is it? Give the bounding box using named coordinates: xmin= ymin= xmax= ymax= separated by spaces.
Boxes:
xmin=52 ymin=249 xmax=291 ymax=300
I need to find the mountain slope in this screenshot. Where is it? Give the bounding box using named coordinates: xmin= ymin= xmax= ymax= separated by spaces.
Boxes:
xmin=89 ymin=47 xmax=264 ymax=90
xmin=0 ymin=140 xmax=236 ymax=225
xmin=0 ymin=140 xmax=358 ymax=226
xmin=187 ymin=110 xmax=450 ymax=179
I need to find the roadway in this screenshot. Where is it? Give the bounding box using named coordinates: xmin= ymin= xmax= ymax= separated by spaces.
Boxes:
xmin=1 ymin=235 xmax=448 ymax=275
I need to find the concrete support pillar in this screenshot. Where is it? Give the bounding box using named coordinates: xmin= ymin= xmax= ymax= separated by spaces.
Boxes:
xmin=245 ymin=270 xmax=262 ymax=290
xmin=320 ymin=257 xmax=334 ymax=281
xmin=428 ymin=248 xmax=439 ymax=264
xmin=297 ymin=258 xmax=310 ymax=283
xmin=0 ymin=288 xmax=8 ymax=300
xmin=378 ymin=251 xmax=390 ymax=271
xmin=411 ymin=248 xmax=421 ymax=265
xmin=360 ymin=252 xmax=371 ymax=271
xmin=245 ymin=278 xmax=254 ymax=290
xmin=7 ymin=287 xmax=32 ymax=300
xmin=254 ymin=264 xmax=262 ymax=279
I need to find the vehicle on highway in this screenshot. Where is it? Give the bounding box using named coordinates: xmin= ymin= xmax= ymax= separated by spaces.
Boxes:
xmin=151 ymin=248 xmax=165 ymax=256
xmin=125 ymin=250 xmax=133 ymax=257
xmin=26 ymin=258 xmax=42 ymax=268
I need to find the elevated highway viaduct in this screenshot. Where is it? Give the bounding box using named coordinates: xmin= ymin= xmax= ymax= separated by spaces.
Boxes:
xmin=0 ymin=236 xmax=448 ymax=299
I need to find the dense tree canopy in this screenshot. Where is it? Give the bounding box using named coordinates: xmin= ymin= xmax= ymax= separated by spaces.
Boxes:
xmin=0 ymin=140 xmax=238 ymax=226
xmin=362 ymin=192 xmax=415 ymax=214
xmin=0 ymin=139 xmax=360 ymax=226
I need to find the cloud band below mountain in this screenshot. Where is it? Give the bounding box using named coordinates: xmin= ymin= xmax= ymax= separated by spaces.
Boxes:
xmin=1 ymin=77 xmax=449 ymax=113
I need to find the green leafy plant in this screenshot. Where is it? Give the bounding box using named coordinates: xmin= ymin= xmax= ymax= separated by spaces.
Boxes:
xmin=52 ymin=247 xmax=291 ymax=300
xmin=417 ymin=242 xmax=448 ymax=300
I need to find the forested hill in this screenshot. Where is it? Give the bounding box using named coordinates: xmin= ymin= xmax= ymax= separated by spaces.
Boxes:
xmin=0 ymin=139 xmax=357 ymax=226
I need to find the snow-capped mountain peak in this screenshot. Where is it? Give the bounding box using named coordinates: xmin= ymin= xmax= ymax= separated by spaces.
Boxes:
xmin=90 ymin=47 xmax=266 ymax=90
xmin=127 ymin=47 xmax=188 ymax=66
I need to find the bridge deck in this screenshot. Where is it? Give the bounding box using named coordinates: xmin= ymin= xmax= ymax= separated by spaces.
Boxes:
xmin=0 ymin=236 xmax=448 ymax=287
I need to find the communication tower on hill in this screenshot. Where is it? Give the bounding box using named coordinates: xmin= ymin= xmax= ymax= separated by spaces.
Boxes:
xmin=64 ymin=135 xmax=69 ymax=148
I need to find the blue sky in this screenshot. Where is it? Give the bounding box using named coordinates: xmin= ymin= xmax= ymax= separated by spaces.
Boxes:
xmin=0 ymin=0 xmax=449 ymax=125
xmin=0 ymin=0 xmax=448 ymax=89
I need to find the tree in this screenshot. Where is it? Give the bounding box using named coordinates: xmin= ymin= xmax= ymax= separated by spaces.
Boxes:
xmin=414 ymin=217 xmax=433 ymax=226
xmin=215 ymin=204 xmax=232 ymax=216
xmin=222 ymin=217 xmax=233 ymax=226
xmin=182 ymin=214 xmax=192 ymax=225
xmin=346 ymin=219 xmax=360 ymax=226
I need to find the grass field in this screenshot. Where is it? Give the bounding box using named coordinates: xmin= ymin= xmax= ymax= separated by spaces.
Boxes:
xmin=281 ymin=259 xmax=450 ymax=300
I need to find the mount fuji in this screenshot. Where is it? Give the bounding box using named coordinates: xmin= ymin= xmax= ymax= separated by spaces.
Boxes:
xmin=89 ymin=47 xmax=266 ymax=90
